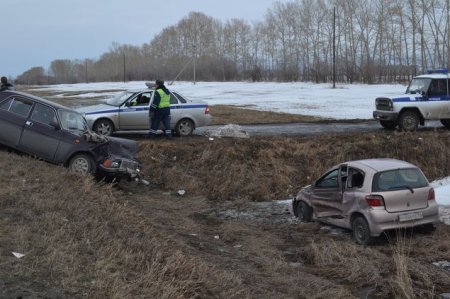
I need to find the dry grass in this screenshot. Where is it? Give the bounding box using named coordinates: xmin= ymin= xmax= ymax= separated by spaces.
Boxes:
xmin=138 ymin=131 xmax=450 ymax=202
xmin=210 ymin=104 xmax=323 ymax=125
xmin=1 ymin=125 xmax=450 ymax=297
xmin=0 ymin=153 xmax=248 ymax=298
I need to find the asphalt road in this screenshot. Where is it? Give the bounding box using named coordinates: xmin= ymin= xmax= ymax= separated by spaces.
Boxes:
xmin=195 ymin=120 xmax=445 ymax=137
xmin=112 ymin=120 xmax=445 ymax=138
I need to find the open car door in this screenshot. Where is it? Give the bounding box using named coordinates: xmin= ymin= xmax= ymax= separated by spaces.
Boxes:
xmin=310 ymin=164 xmax=347 ymax=218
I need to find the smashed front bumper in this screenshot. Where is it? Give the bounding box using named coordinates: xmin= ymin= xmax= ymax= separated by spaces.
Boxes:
xmin=98 ymin=157 xmax=146 ymax=182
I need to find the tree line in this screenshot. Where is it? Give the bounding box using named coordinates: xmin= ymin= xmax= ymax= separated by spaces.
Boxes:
xmin=16 ymin=0 xmax=450 ymax=85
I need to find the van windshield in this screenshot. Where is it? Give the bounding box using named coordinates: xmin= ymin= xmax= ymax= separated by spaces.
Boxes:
xmin=406 ymin=78 xmax=431 ymax=95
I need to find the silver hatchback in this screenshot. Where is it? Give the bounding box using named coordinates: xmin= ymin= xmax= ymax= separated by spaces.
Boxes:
xmin=77 ymin=84 xmax=211 ymax=136
xmin=292 ymin=158 xmax=439 ymax=245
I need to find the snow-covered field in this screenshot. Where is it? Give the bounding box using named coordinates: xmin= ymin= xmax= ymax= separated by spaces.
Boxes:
xmin=35 ymin=81 xmax=450 ymax=209
xmin=35 ymin=81 xmax=406 ymax=119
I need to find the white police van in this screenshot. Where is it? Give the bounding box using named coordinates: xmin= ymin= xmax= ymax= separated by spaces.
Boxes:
xmin=373 ymin=69 xmax=450 ymax=131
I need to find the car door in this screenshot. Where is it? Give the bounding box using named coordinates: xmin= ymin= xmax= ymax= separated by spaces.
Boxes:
xmin=169 ymin=92 xmax=182 ymax=127
xmin=341 ymin=167 xmax=366 ymax=214
xmin=425 ymin=79 xmax=450 ymax=118
xmin=118 ymin=91 xmax=152 ymax=130
xmin=310 ymin=165 xmax=346 ymax=217
xmin=18 ymin=102 xmax=62 ymax=162
xmin=0 ymin=96 xmax=33 ymax=147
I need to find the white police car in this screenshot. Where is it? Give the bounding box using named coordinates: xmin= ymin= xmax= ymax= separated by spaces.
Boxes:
xmin=373 ymin=69 xmax=450 ymax=131
xmin=77 ymin=83 xmax=211 ymax=136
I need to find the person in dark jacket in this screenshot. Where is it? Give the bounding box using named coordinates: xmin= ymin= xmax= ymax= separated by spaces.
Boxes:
xmin=149 ymin=79 xmax=171 ymax=138
xmin=0 ymin=76 xmax=15 ymax=91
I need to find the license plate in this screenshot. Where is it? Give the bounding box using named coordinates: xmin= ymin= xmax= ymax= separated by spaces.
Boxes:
xmin=399 ymin=212 xmax=423 ymax=222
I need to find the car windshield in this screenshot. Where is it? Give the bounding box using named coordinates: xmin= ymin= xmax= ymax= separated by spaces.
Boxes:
xmin=58 ymin=110 xmax=89 ymax=136
xmin=106 ymin=91 xmax=135 ymax=106
xmin=372 ymin=168 xmax=428 ymax=192
xmin=405 ymin=78 xmax=431 ymax=95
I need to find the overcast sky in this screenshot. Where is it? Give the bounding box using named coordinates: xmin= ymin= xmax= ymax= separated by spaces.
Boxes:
xmin=1 ymin=0 xmax=289 ymax=78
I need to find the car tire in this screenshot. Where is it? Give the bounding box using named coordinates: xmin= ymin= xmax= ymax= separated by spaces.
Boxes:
xmin=69 ymin=154 xmax=96 ymax=175
xmin=440 ymin=119 xmax=450 ymax=129
xmin=175 ymin=119 xmax=194 ymax=136
xmin=418 ymin=223 xmax=436 ymax=234
xmin=296 ymin=201 xmax=313 ymax=222
xmin=399 ymin=111 xmax=419 ymax=131
xmin=379 ymin=120 xmax=397 ymax=130
xmin=352 ymin=216 xmax=375 ymax=245
xmin=94 ymin=119 xmax=114 ymax=136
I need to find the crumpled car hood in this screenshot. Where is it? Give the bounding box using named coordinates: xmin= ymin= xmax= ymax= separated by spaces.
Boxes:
xmin=83 ymin=131 xmax=138 ymax=159
xmin=105 ymin=136 xmax=139 ymax=159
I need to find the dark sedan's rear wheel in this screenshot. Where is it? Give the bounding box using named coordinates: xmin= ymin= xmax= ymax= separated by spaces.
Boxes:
xmin=440 ymin=119 xmax=450 ymax=129
xmin=94 ymin=119 xmax=114 ymax=136
xmin=69 ymin=154 xmax=96 ymax=175
xmin=379 ymin=120 xmax=397 ymax=130
xmin=352 ymin=216 xmax=375 ymax=245
xmin=175 ymin=119 xmax=194 ymax=136
xmin=296 ymin=201 xmax=313 ymax=222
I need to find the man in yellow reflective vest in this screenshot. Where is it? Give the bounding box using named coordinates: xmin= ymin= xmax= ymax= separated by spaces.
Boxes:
xmin=149 ymin=79 xmax=172 ymax=138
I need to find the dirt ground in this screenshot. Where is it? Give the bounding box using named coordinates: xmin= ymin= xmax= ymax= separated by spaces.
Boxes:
xmin=1 ymin=131 xmax=450 ymax=298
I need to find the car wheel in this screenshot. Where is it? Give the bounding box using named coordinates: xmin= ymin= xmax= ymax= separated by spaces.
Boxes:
xmin=175 ymin=119 xmax=194 ymax=136
xmin=399 ymin=111 xmax=419 ymax=131
xmin=418 ymin=223 xmax=436 ymax=234
xmin=440 ymin=119 xmax=450 ymax=129
xmin=94 ymin=119 xmax=114 ymax=136
xmin=379 ymin=120 xmax=397 ymax=130
xmin=69 ymin=154 xmax=96 ymax=175
xmin=296 ymin=201 xmax=313 ymax=222
xmin=352 ymin=216 xmax=375 ymax=245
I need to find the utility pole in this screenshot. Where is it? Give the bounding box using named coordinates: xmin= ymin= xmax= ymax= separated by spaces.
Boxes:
xmin=333 ymin=7 xmax=336 ymax=89
xmin=193 ymin=45 xmax=197 ymax=85
xmin=85 ymin=59 xmax=88 ymax=83
xmin=123 ymin=53 xmax=126 ymax=83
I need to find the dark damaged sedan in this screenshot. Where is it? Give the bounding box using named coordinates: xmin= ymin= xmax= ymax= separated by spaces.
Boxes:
xmin=0 ymin=90 xmax=144 ymax=181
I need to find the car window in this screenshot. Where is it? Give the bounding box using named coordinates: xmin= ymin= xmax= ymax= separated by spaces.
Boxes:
xmin=316 ymin=169 xmax=339 ymax=188
xmin=406 ymin=78 xmax=431 ymax=95
xmin=347 ymin=168 xmax=365 ymax=189
xmin=172 ymin=92 xmax=187 ymax=103
xmin=372 ymin=168 xmax=428 ymax=192
xmin=31 ymin=103 xmax=57 ymax=126
xmin=130 ymin=92 xmax=152 ymax=106
xmin=106 ymin=91 xmax=135 ymax=106
xmin=169 ymin=93 xmax=179 ymax=105
xmin=0 ymin=98 xmax=13 ymax=110
xmin=429 ymin=79 xmax=448 ymax=96
xmin=59 ymin=110 xmax=89 ymax=135
xmin=0 ymin=97 xmax=33 ymax=117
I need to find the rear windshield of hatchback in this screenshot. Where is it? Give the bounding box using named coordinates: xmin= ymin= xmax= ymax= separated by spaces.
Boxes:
xmin=372 ymin=168 xmax=428 ymax=192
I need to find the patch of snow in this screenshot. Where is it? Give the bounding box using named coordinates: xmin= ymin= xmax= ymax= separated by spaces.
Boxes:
xmin=205 ymin=124 xmax=250 ymax=138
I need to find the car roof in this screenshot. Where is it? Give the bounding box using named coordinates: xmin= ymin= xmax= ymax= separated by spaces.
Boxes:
xmin=346 ymin=158 xmax=417 ymax=172
xmin=414 ymin=73 xmax=450 ymax=79
xmin=1 ymin=90 xmax=75 ymax=111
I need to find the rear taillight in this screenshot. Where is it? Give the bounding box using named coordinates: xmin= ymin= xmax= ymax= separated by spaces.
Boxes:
xmin=205 ymin=106 xmax=210 ymax=114
xmin=366 ymin=195 xmax=385 ymax=207
xmin=428 ymin=188 xmax=435 ymax=201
